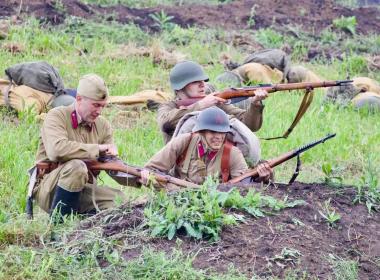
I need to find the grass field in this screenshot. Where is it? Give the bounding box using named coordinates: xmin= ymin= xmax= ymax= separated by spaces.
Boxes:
xmin=0 ymin=13 xmax=379 ymax=279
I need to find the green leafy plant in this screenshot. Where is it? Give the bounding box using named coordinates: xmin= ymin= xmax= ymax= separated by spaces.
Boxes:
xmin=318 ymin=199 xmax=341 ymax=227
xmin=322 ymin=162 xmax=343 ymax=187
xmin=354 ymin=156 xmax=380 ymax=213
xmin=144 ymin=177 xmax=305 ymax=241
xmin=269 ymin=247 xmax=302 ymax=267
xmin=333 ymin=16 xmax=357 ymax=35
xmin=149 ymin=10 xmax=176 ymax=32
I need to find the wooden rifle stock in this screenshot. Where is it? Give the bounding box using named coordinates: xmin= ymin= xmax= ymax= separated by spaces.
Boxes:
xmin=228 ymin=133 xmax=336 ymax=184
xmin=84 ymin=158 xmax=201 ymax=189
xmin=176 ymin=80 xmax=353 ymax=107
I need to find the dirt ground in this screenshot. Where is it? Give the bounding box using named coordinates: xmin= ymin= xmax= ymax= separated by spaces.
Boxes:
xmin=76 ymin=182 xmax=380 ymax=279
xmin=1 ymin=0 xmax=380 ymax=35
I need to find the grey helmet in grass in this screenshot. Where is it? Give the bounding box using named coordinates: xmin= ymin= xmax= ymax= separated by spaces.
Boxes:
xmin=193 ymin=106 xmax=231 ymax=133
xmin=51 ymin=94 xmax=75 ymax=108
xmin=170 ymin=60 xmax=209 ymax=91
xmin=215 ymin=71 xmax=243 ymax=88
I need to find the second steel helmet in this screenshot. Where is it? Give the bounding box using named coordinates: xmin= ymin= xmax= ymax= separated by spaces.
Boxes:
xmin=170 ymin=61 xmax=209 ymax=91
xmin=193 ymin=106 xmax=230 ymax=133
xmin=51 ymin=94 xmax=75 ymax=108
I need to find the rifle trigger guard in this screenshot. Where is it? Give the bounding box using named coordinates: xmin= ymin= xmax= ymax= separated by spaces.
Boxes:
xmin=288 ymin=154 xmax=301 ymax=185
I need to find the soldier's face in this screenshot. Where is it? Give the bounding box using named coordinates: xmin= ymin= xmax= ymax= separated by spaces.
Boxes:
xmin=203 ymin=130 xmax=226 ymax=150
xmin=77 ymin=96 xmax=107 ymax=123
xmin=182 ymin=80 xmax=206 ymax=98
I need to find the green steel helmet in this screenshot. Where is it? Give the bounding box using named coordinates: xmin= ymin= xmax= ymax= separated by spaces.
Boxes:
xmin=170 ymin=60 xmax=209 ymax=91
xmin=215 ymin=71 xmax=243 ymax=87
xmin=51 ymin=94 xmax=75 ymax=108
xmin=193 ymin=106 xmax=230 ymax=133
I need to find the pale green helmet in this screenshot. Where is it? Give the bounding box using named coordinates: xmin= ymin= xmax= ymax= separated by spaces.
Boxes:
xmin=170 ymin=61 xmax=209 ymax=91
xmin=51 ymin=94 xmax=75 ymax=108
xmin=193 ymin=106 xmax=230 ymax=133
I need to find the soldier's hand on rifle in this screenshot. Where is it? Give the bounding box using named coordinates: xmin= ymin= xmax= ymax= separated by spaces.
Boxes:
xmin=197 ymin=92 xmax=227 ymax=109
xmin=140 ymin=169 xmax=150 ymax=185
xmin=256 ymin=161 xmax=273 ymax=183
xmin=99 ymin=144 xmax=118 ymax=156
xmin=250 ymin=89 xmax=269 ymax=105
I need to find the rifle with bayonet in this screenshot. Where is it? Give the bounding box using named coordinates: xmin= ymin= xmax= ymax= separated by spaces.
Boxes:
xmin=176 ymin=80 xmax=351 ymax=139
xmin=228 ymin=133 xmax=336 ymax=184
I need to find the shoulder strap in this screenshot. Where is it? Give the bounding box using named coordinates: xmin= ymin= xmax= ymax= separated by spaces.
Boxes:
xmin=221 ymin=140 xmax=233 ymax=183
xmin=176 ymin=133 xmax=198 ymax=174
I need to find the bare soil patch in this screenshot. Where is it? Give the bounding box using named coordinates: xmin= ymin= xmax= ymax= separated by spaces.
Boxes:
xmin=75 ymin=182 xmax=380 ymax=279
xmin=1 ymin=0 xmax=379 ymax=35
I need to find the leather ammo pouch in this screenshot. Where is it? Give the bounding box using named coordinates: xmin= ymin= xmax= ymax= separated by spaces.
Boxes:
xmin=36 ymin=161 xmax=60 ymax=179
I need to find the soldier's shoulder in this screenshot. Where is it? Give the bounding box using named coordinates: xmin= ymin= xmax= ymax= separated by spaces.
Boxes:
xmin=45 ymin=105 xmax=68 ymax=120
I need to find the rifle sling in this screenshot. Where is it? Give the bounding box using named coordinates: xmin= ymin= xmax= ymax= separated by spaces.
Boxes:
xmin=288 ymin=154 xmax=301 ymax=185
xmin=263 ymin=89 xmax=314 ymax=140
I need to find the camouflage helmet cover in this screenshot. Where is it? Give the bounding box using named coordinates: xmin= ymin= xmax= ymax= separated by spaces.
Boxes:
xmin=193 ymin=106 xmax=230 ymax=133
xmin=170 ymin=60 xmax=209 ymax=91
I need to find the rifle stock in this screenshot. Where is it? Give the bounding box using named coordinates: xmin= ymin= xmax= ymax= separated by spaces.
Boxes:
xmin=84 ymin=158 xmax=201 ymax=189
xmin=176 ymin=80 xmax=352 ymax=107
xmin=228 ymin=133 xmax=336 ymax=184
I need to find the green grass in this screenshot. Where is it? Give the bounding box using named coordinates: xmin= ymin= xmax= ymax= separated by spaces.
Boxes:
xmin=0 ymin=16 xmax=379 ymax=278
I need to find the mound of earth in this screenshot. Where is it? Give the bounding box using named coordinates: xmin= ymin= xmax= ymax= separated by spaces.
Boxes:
xmin=1 ymin=0 xmax=379 ymax=34
xmin=72 ymin=182 xmax=380 ymax=279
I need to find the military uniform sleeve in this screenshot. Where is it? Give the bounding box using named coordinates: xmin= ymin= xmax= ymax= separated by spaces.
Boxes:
xmin=157 ymin=101 xmax=205 ymax=135
xmin=220 ymin=102 xmax=264 ymax=132
xmin=41 ymin=109 xmax=99 ymax=161
xmin=229 ymin=147 xmax=249 ymax=178
xmin=145 ymin=133 xmax=192 ymax=173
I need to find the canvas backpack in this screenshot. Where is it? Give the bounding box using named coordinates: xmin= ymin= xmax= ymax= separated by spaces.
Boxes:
xmin=5 ymin=61 xmax=65 ymax=96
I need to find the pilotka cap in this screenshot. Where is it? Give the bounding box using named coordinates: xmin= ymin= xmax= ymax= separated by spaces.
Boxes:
xmin=77 ymin=74 xmax=109 ymax=101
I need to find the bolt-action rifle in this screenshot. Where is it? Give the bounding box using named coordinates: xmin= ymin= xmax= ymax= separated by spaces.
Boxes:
xmin=228 ymin=133 xmax=336 ymax=184
xmin=176 ymin=80 xmax=352 ymax=107
xmin=176 ymin=80 xmax=351 ymax=139
xmin=84 ymin=157 xmax=201 ymax=189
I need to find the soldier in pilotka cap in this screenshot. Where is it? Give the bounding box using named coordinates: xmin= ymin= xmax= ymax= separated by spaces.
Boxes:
xmin=30 ymin=74 xmax=128 ymax=222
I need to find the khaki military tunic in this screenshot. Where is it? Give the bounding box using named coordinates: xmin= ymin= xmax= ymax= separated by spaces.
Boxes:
xmin=145 ymin=133 xmax=248 ymax=186
xmin=33 ymin=103 xmax=126 ymax=213
xmin=157 ymin=100 xmax=264 ymax=144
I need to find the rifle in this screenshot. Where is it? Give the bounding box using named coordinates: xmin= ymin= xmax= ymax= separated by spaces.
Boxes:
xmin=228 ymin=133 xmax=336 ymax=184
xmin=176 ymin=80 xmax=352 ymax=107
xmin=34 ymin=157 xmax=200 ymax=190
xmin=176 ymin=80 xmax=351 ymax=139
xmin=85 ymin=157 xmax=201 ymax=189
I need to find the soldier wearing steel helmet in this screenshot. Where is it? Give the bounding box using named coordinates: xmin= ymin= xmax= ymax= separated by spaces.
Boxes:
xmin=31 ymin=74 xmax=129 ymax=222
xmin=142 ymin=107 xmax=272 ymax=189
xmin=157 ymin=60 xmax=269 ymax=144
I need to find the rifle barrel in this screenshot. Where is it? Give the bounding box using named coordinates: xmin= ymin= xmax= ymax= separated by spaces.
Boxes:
xmin=228 ymin=133 xmax=336 ymax=184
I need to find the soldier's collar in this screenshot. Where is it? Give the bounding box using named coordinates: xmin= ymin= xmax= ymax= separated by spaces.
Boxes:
xmin=197 ymin=137 xmax=218 ymax=161
xmin=71 ymin=107 xmax=93 ymax=131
